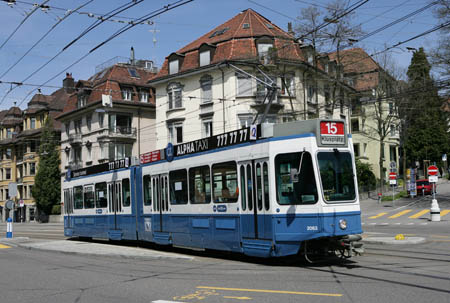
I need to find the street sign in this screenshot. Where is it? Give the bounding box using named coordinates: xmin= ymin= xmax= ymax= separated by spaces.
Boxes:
xmin=428 ymin=165 xmax=438 ymax=176
xmin=5 ymin=200 xmax=14 ymax=210
xmin=389 ymin=179 xmax=397 ymax=185
xmin=429 ymin=175 xmax=438 ymax=183
xmin=390 ymin=161 xmax=396 ymax=169
xmin=389 ymin=172 xmax=397 ymax=180
xmin=443 ymin=154 xmax=447 ymax=162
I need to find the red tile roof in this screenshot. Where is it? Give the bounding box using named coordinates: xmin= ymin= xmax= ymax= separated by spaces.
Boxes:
xmin=152 ymin=9 xmax=304 ymax=81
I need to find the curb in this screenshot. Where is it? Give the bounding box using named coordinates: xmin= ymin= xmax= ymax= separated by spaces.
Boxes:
xmin=362 ymin=236 xmax=426 ymax=245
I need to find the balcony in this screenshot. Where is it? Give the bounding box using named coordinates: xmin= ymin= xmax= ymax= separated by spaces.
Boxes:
xmin=98 ymin=127 xmax=137 ymax=140
xmin=68 ymin=133 xmax=82 ymax=144
xmin=69 ymin=161 xmax=83 ymax=170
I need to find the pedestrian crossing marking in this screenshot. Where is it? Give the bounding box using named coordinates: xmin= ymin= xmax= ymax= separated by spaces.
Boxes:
xmin=0 ymin=244 xmax=11 ymax=249
xmin=369 ymin=212 xmax=387 ymax=219
xmin=388 ymin=210 xmax=412 ymax=219
xmin=409 ymin=209 xmax=429 ymax=219
xmin=441 ymin=210 xmax=450 ymax=218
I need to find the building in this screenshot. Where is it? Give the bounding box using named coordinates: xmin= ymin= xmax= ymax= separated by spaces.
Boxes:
xmin=148 ymin=9 xmax=355 ymax=149
xmin=0 ymin=77 xmax=72 ymax=222
xmin=330 ymin=48 xmax=400 ymax=181
xmin=56 ymin=56 xmax=157 ymax=181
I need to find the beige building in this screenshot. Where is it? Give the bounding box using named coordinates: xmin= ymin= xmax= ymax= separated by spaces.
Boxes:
xmin=330 ymin=48 xmax=400 ymax=181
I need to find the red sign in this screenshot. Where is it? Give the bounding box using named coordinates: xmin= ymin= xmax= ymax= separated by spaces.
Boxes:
xmin=320 ymin=121 xmax=345 ymax=145
xmin=428 ymin=165 xmax=438 ymax=176
xmin=389 ymin=172 xmax=397 ymax=180
xmin=140 ymin=150 xmax=161 ymax=164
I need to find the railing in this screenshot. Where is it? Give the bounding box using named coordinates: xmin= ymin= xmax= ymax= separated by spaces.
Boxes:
xmin=69 ymin=161 xmax=83 ymax=170
xmin=68 ymin=133 xmax=82 ymax=143
xmin=255 ymin=91 xmax=278 ymax=104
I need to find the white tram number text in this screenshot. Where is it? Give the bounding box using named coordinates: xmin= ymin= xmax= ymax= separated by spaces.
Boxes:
xmin=216 ymin=129 xmax=248 ymax=147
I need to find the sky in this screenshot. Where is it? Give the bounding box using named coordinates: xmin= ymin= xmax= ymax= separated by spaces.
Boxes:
xmin=0 ymin=0 xmax=443 ymax=110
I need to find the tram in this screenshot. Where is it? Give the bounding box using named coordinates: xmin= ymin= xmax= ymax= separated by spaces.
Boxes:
xmin=63 ymin=119 xmax=363 ymax=259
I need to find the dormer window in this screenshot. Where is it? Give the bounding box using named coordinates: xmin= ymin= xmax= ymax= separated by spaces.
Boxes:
xmin=200 ymin=50 xmax=210 ymax=67
xmin=30 ymin=117 xmax=36 ymax=129
xmin=169 ymin=59 xmax=179 ymax=75
xmin=257 ymin=43 xmax=273 ymax=59
xmin=77 ymin=95 xmax=87 ymax=108
xmin=122 ymin=87 xmax=132 ymax=101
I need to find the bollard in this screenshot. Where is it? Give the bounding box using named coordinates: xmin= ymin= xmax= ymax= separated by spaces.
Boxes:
xmin=6 ymin=217 xmax=13 ymax=238
xmin=430 ymin=199 xmax=441 ymax=222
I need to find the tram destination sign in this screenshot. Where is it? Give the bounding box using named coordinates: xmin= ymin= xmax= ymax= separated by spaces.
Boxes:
xmin=319 ymin=121 xmax=345 ymax=145
xmin=172 ymin=125 xmax=261 ymax=159
xmin=69 ymin=157 xmax=131 ymax=178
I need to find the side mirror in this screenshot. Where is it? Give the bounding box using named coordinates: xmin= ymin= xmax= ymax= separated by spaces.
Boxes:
xmin=290 ymin=168 xmax=299 ymax=183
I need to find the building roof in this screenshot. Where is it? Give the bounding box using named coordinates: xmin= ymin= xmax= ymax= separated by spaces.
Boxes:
xmin=151 ymin=9 xmax=305 ymax=82
xmin=2 ymin=106 xmax=22 ymax=126
xmin=59 ymin=63 xmax=157 ymax=118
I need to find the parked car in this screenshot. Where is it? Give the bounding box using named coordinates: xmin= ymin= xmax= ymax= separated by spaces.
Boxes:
xmin=416 ymin=179 xmax=435 ymax=195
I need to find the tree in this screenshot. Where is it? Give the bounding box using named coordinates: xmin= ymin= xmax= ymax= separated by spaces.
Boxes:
xmin=32 ymin=117 xmax=61 ymax=221
xmin=431 ymin=0 xmax=450 ymax=81
xmin=402 ymin=48 xmax=450 ymax=166
xmin=355 ymin=159 xmax=376 ymax=190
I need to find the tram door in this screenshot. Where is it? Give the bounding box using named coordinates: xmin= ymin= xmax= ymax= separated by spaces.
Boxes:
xmin=239 ymin=159 xmax=271 ymax=239
xmin=64 ymin=188 xmax=73 ymax=228
xmin=107 ymin=181 xmax=123 ymax=230
xmin=151 ymin=174 xmax=169 ymax=232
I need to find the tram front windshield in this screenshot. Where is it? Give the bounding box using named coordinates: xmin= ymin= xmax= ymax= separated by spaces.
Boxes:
xmin=318 ymin=151 xmax=356 ymax=202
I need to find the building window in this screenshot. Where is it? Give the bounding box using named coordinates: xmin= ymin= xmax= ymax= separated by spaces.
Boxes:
xmin=238 ymin=114 xmax=253 ymax=128
xmin=86 ymin=146 xmax=92 ymax=163
xmin=167 ymin=83 xmax=183 ymax=110
xmin=282 ymin=73 xmax=295 ymax=96
xmin=351 ymin=119 xmax=359 ymax=132
xmin=77 ymin=95 xmax=87 ymax=108
xmin=5 ymin=148 xmax=11 ymax=160
xmin=30 ymin=117 xmax=36 ymax=129
xmin=30 ymin=162 xmax=36 ymax=175
xmin=73 ymin=146 xmax=82 ymax=164
xmin=86 ymin=115 xmax=92 ymax=132
xmin=200 ymin=75 xmax=212 ymax=104
xmin=257 ymin=43 xmax=273 ymax=59
xmin=122 ymin=87 xmax=132 ymax=101
xmin=168 ymin=122 xmax=183 ymax=144
xmin=199 ymin=50 xmax=210 ymax=66
xmin=169 ymin=60 xmax=179 ymax=75
xmin=324 ymin=84 xmax=331 ymax=104
xmin=389 ymin=102 xmax=395 ymax=115
xmin=202 ymin=119 xmax=213 ymax=138
xmin=98 ymin=113 xmax=104 ymax=128
xmin=74 ymin=120 xmax=82 ymax=134
xmin=353 ymin=144 xmax=360 ymax=157
xmin=109 ymin=143 xmax=132 ymax=161
xmin=236 ymin=73 xmax=252 ymax=96
xmin=139 ymin=90 xmax=149 ymax=103
xmin=307 ymin=83 xmax=316 ymax=103
xmin=6 ymin=129 xmax=12 ymax=139
xmin=65 ymin=122 xmax=70 ymax=137
xmin=390 ymin=124 xmax=397 ymax=136
xmin=5 ymin=168 xmax=11 ymax=180
xmin=100 ymin=142 xmax=108 ymax=160
xmin=390 ymin=145 xmax=397 ymax=162
xmin=109 ymin=114 xmax=132 ymax=134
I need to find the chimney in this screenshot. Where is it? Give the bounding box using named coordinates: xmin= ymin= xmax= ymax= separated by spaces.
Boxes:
xmin=130 ymin=46 xmax=135 ymax=65
xmin=287 ymin=22 xmax=295 ymax=36
xmin=63 ymin=72 xmax=74 ymax=94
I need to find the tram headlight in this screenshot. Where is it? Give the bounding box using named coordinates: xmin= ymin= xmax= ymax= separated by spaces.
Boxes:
xmin=339 ymin=219 xmax=347 ymax=230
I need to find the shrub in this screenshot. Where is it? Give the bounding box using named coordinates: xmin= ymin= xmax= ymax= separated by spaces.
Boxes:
xmin=355 ymin=160 xmax=376 ymax=189
xmin=51 ymin=205 xmax=61 ymax=215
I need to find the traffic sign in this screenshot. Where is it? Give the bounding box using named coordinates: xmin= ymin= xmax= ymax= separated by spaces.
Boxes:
xmin=428 ymin=165 xmax=438 ymax=176
xmin=389 ymin=172 xmax=397 ymax=180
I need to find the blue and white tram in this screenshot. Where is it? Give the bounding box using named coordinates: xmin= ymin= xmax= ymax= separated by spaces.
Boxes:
xmin=63 ymin=119 xmax=363 ymax=258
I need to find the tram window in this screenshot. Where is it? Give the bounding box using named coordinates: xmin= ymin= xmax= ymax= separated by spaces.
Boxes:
xmin=263 ymin=162 xmax=270 ymax=210
xmin=143 ymin=175 xmax=152 ymax=206
xmin=240 ymin=166 xmax=246 ymax=210
xmin=275 ymin=152 xmax=317 ymax=205
xmin=246 ymin=164 xmax=253 ymax=210
xmin=189 ymin=165 xmax=211 ymax=204
xmin=84 ymin=186 xmax=95 ymax=209
xmin=122 ymin=178 xmax=131 ymax=207
xmin=169 ymin=170 xmax=188 ymax=204
xmin=212 ymin=161 xmax=238 ymax=203
xmin=256 ymin=163 xmax=263 ymax=210
xmin=318 ymin=152 xmax=356 ymax=202
xmin=95 ymin=182 xmax=107 ymax=208
xmin=74 ymin=186 xmax=83 ymax=209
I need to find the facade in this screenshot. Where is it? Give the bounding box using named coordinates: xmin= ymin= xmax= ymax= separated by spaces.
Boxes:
xmin=0 ymin=78 xmax=71 ymax=222
xmin=330 ymin=48 xmax=400 ymax=180
xmin=56 ymin=59 xmax=157 ymax=182
xmin=149 ymin=9 xmax=355 ymax=149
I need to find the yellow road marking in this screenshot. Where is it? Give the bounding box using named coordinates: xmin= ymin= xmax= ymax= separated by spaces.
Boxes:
xmin=441 ymin=210 xmax=450 ymax=218
xmin=197 ymin=286 xmax=343 ymax=297
xmin=0 ymin=244 xmax=11 ymax=249
xmin=369 ymin=212 xmax=387 ymax=219
xmin=223 ymin=296 xmax=252 ymax=300
xmin=431 ymin=235 xmax=450 ymax=239
xmin=409 ymin=209 xmax=429 ymax=219
xmin=432 ymin=239 xmax=450 ymax=242
xmin=388 ymin=210 xmax=412 ymax=219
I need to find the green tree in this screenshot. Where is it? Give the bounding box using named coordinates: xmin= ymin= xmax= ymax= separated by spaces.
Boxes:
xmin=402 ymin=48 xmax=449 ymax=165
xmin=32 ymin=117 xmax=61 ymax=221
xmin=355 ymin=159 xmax=376 ymax=190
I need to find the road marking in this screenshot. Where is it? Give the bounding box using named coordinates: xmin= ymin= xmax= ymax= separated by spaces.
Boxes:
xmin=388 ymin=210 xmax=412 ymax=219
xmin=197 ymin=286 xmax=343 ymax=297
xmin=409 ymin=209 xmax=429 ymax=219
xmin=152 ymin=301 xmax=185 ymax=303
xmin=369 ymin=212 xmax=387 ymax=219
xmin=223 ymin=296 xmax=252 ymax=300
xmin=0 ymin=244 xmax=11 ymax=249
xmin=420 ymin=223 xmax=428 ymax=225
xmin=431 ymin=235 xmax=450 ymax=239
xmin=441 ymin=210 xmax=450 ymax=218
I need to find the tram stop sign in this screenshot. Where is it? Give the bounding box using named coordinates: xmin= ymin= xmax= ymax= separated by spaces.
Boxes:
xmin=428 ymin=165 xmax=438 ymax=183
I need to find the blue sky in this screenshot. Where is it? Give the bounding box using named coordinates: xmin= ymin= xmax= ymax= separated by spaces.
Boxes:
xmin=0 ymin=0 xmax=442 ymax=110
